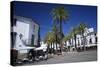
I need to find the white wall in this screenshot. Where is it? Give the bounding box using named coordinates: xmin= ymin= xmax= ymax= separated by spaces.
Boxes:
xmin=14 ymin=20 xmax=30 ymax=51
xmin=16 ymin=20 xmax=30 ymax=40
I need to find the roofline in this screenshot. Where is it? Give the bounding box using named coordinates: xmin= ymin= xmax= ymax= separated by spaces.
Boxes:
xmin=13 ymin=15 xmax=39 ymax=25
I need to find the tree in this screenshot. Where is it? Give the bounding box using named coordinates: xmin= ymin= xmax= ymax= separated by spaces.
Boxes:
xmin=52 ymin=25 xmax=60 ymax=53
xmin=63 ymin=34 xmax=71 ymax=47
xmin=71 ymin=27 xmax=79 ymax=51
xmin=44 ymin=31 xmax=56 ymax=54
xmin=51 ymin=6 xmax=69 ymax=54
xmin=78 ymin=23 xmax=87 ymax=51
xmin=63 ymin=33 xmax=72 ymax=51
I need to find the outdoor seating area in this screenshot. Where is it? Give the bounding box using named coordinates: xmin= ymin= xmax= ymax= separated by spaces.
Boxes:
xmin=11 ymin=45 xmax=48 ymax=66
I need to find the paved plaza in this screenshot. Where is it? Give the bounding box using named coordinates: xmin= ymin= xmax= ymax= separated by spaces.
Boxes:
xmin=19 ymin=49 xmax=97 ymax=66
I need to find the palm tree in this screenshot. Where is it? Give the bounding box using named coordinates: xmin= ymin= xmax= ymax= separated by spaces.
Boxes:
xmin=51 ymin=6 xmax=69 ymax=53
xmin=63 ymin=34 xmax=72 ymax=51
xmin=64 ymin=33 xmax=73 ymax=51
xmin=63 ymin=35 xmax=68 ymax=47
xmin=63 ymin=35 xmax=68 ymax=51
xmin=52 ymin=25 xmax=60 ymax=53
xmin=71 ymin=27 xmax=79 ymax=51
xmin=44 ymin=31 xmax=56 ymax=54
xmin=44 ymin=32 xmax=52 ymax=54
xmin=78 ymin=23 xmax=87 ymax=51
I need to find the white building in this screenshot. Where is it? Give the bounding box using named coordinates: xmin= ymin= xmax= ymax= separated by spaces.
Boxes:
xmin=11 ymin=15 xmax=40 ymax=53
xmin=65 ymin=27 xmax=97 ymax=48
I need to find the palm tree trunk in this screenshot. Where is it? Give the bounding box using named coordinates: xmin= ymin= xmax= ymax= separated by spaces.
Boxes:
xmin=50 ymin=43 xmax=52 ymax=54
xmin=60 ymin=40 xmax=63 ymax=54
xmin=72 ymin=37 xmax=74 ymax=47
xmin=69 ymin=39 xmax=71 ymax=51
xmin=55 ymin=33 xmax=58 ymax=53
xmin=51 ymin=43 xmax=53 ymax=54
xmin=81 ymin=32 xmax=86 ymax=51
xmin=47 ymin=44 xmax=50 ymax=54
xmin=74 ymin=34 xmax=77 ymax=51
xmin=65 ymin=41 xmax=67 ymax=47
xmin=56 ymin=42 xmax=58 ymax=54
xmin=65 ymin=41 xmax=67 ymax=51
xmin=59 ymin=18 xmax=62 ymax=35
xmin=59 ymin=19 xmax=63 ymax=54
xmin=53 ymin=43 xmax=55 ymax=54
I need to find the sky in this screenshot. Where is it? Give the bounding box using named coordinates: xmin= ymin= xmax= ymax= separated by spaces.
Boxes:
xmin=12 ymin=1 xmax=97 ymax=40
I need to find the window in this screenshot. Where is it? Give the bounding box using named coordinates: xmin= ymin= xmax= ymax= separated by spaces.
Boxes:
xmin=89 ymin=38 xmax=92 ymax=44
xmin=31 ymin=34 xmax=34 ymax=45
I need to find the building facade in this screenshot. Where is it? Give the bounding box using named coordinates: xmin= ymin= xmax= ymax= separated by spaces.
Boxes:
xmin=64 ymin=27 xmax=97 ymax=49
xmin=11 ymin=15 xmax=40 ymax=50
